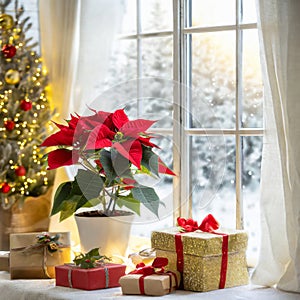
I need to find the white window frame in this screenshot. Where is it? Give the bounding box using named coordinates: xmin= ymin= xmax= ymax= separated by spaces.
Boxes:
xmin=122 ymin=0 xmax=263 ymax=229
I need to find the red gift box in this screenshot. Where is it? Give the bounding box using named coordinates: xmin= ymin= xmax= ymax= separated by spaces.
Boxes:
xmin=55 ymin=263 xmax=126 ymax=290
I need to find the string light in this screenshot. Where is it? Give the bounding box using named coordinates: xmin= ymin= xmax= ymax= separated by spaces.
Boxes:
xmin=0 ymin=6 xmax=54 ymax=205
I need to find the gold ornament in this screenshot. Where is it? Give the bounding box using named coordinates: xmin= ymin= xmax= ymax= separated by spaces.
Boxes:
xmin=5 ymin=69 xmax=20 ymax=85
xmin=12 ymin=27 xmax=22 ymax=40
xmin=0 ymin=14 xmax=14 ymax=30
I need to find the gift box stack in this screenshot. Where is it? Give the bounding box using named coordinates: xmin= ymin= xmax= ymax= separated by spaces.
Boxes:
xmin=151 ymin=215 xmax=249 ymax=292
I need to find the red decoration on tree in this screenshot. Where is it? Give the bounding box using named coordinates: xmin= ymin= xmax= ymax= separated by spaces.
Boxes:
xmin=1 ymin=44 xmax=16 ymax=58
xmin=20 ymin=99 xmax=32 ymax=111
xmin=0 ymin=182 xmax=11 ymax=193
xmin=4 ymin=119 xmax=15 ymax=131
xmin=15 ymin=166 xmax=26 ymax=176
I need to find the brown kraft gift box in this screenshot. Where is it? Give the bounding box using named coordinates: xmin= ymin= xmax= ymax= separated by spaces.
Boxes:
xmin=10 ymin=232 xmax=71 ymax=279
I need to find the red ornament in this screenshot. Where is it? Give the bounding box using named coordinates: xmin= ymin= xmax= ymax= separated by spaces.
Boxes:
xmin=1 ymin=44 xmax=16 ymax=58
xmin=15 ymin=166 xmax=26 ymax=176
xmin=20 ymin=99 xmax=32 ymax=111
xmin=0 ymin=183 xmax=11 ymax=193
xmin=4 ymin=119 xmax=15 ymax=131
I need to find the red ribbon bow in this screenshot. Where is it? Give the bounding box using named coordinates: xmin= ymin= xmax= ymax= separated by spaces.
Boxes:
xmin=175 ymin=214 xmax=228 ymax=289
xmin=177 ymin=214 xmax=220 ymax=233
xmin=129 ymin=257 xmax=177 ymax=294
xmin=130 ymin=257 xmax=168 ymax=276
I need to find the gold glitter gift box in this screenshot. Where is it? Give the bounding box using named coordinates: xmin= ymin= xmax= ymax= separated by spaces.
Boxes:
xmin=151 ymin=227 xmax=248 ymax=292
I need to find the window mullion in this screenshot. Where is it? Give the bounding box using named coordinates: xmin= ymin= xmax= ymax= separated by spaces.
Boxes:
xmin=137 ymin=0 xmax=142 ymax=118
xmin=173 ymin=0 xmax=191 ymax=223
xmin=235 ymin=0 xmax=244 ymax=229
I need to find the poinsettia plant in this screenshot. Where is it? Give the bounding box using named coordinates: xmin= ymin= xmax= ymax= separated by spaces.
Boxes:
xmin=41 ymin=108 xmax=175 ymax=221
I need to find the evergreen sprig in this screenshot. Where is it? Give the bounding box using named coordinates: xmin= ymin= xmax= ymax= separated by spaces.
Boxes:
xmin=73 ymin=248 xmax=111 ymax=269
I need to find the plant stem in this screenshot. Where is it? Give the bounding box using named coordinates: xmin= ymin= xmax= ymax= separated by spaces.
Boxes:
xmin=106 ymin=198 xmax=113 ymax=215
xmin=101 ymin=189 xmax=106 ymax=212
xmin=111 ymin=186 xmax=120 ymax=213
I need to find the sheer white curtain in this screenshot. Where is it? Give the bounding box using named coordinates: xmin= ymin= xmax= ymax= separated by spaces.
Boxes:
xmin=252 ymin=0 xmax=300 ymax=293
xmin=39 ymin=0 xmax=123 ymax=245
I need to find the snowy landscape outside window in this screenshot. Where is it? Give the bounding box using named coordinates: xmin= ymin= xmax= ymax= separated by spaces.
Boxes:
xmin=103 ymin=0 xmax=263 ymax=263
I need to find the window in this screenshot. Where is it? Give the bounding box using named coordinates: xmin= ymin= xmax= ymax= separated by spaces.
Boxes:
xmin=5 ymin=0 xmax=40 ymax=53
xmin=104 ymin=0 xmax=263 ymax=262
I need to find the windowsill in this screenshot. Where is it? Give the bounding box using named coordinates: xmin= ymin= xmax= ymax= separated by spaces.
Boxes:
xmin=0 ymin=271 xmax=298 ymax=300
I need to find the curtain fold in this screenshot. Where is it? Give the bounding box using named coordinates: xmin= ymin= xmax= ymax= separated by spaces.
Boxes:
xmin=38 ymin=0 xmax=123 ymax=247
xmin=252 ymin=0 xmax=300 ymax=292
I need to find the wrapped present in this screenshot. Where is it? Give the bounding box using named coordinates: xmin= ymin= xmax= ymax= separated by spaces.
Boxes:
xmin=55 ymin=263 xmax=126 ymax=290
xmin=151 ymin=214 xmax=249 ymax=292
xmin=0 ymin=251 xmax=9 ymax=272
xmin=10 ymin=232 xmax=71 ymax=279
xmin=119 ymin=257 xmax=179 ymax=296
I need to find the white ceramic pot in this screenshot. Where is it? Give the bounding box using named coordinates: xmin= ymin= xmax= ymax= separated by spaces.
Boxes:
xmin=75 ymin=212 xmax=134 ymax=262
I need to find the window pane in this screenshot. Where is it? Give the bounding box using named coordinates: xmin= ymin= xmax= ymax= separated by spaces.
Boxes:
xmin=242 ymin=136 xmax=262 ymax=264
xmin=6 ymin=0 xmax=37 ymax=11
xmin=140 ymin=0 xmax=173 ymax=33
xmin=130 ymin=134 xmax=174 ymax=235
xmin=241 ymin=0 xmax=257 ymax=24
xmin=141 ymin=36 xmax=173 ymax=78
xmin=103 ymin=39 xmax=137 ymax=91
xmin=190 ymin=0 xmax=235 ymax=28
xmin=242 ymin=29 xmax=263 ymax=128
xmin=6 ymin=0 xmax=40 ymax=52
xmin=140 ymin=37 xmax=173 ymax=127
xmin=191 ymin=31 xmax=236 ymax=128
xmin=191 ymin=136 xmax=236 ymax=228
xmin=120 ymin=0 xmax=137 ymax=35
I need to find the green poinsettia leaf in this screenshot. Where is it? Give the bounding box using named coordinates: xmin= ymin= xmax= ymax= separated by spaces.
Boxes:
xmin=141 ymin=147 xmax=159 ymax=177
xmin=51 ymin=181 xmax=73 ymax=216
xmin=75 ymin=169 xmax=104 ymax=200
xmin=59 ymin=200 xmax=78 ymax=222
xmin=132 ymin=186 xmax=160 ymax=217
xmin=100 ymin=150 xmax=117 ymax=183
xmin=117 ymin=194 xmax=141 ymax=215
xmin=111 ymin=148 xmax=131 ymax=177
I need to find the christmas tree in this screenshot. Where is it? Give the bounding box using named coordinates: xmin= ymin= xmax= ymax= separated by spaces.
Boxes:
xmin=0 ymin=0 xmax=54 ymax=209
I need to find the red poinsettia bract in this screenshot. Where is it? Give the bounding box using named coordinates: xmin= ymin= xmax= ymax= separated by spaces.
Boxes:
xmin=41 ymin=108 xmax=175 ymax=176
